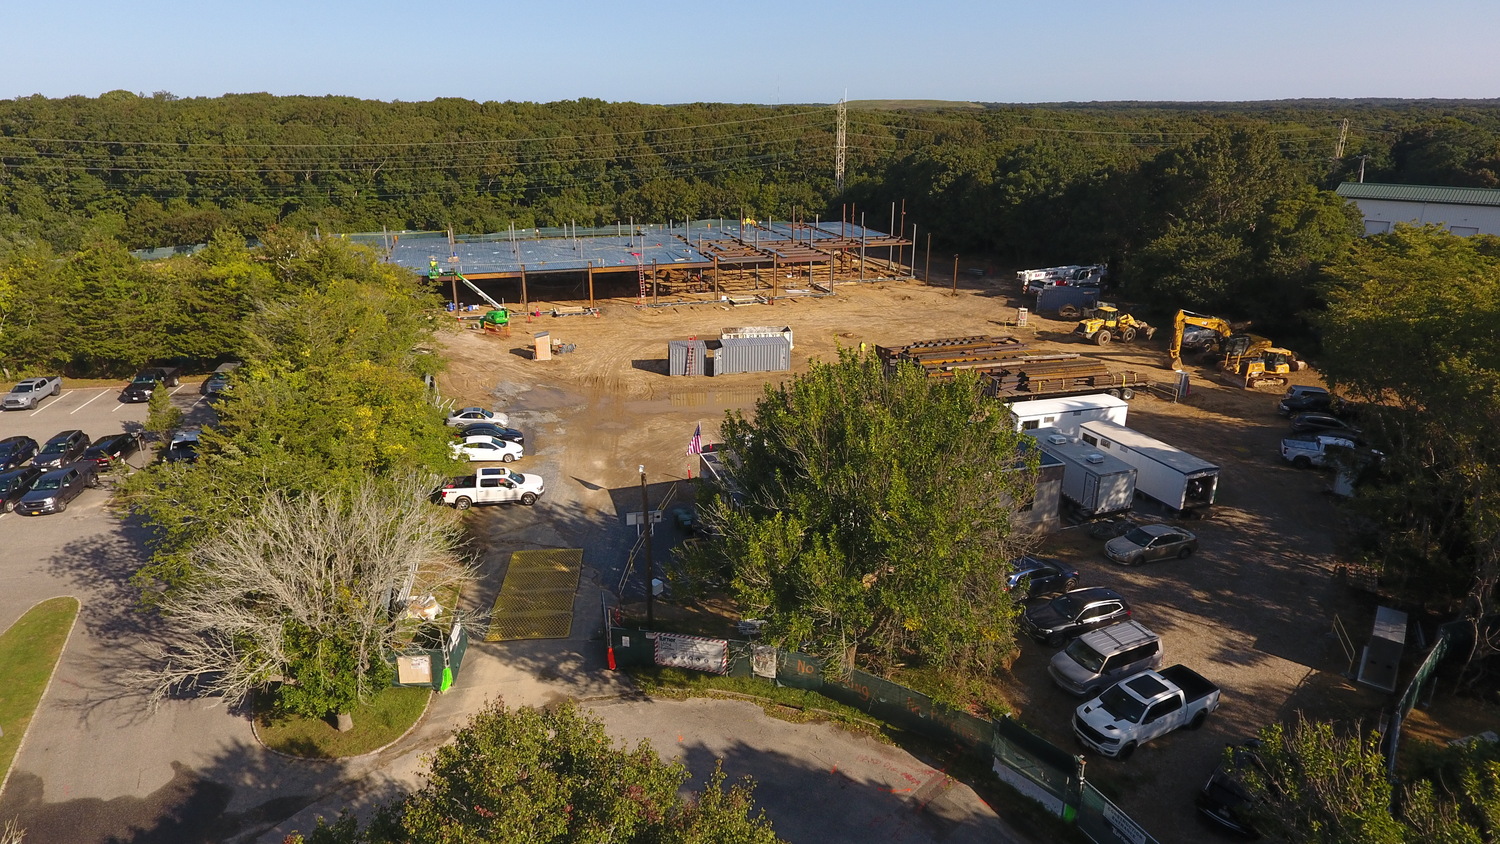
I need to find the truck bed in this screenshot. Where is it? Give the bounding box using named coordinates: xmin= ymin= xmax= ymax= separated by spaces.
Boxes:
xmin=1158 ymin=664 xmax=1218 ymax=703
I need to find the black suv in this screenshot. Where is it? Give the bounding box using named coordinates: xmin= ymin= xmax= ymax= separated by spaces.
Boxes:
xmin=34 ymin=430 xmax=91 ymax=470
xmin=1278 ymin=385 xmax=1339 ymax=416
xmin=120 ymin=367 xmax=181 ymax=403
xmin=82 ymin=432 xmax=143 ymax=469
xmin=1020 ymin=587 xmax=1132 ymax=647
xmin=1004 ymin=555 xmax=1080 ymax=600
xmin=0 ymin=436 xmax=38 ymax=471
xmin=15 ymin=465 xmax=95 ymax=515
xmin=0 ymin=466 xmax=44 ymax=513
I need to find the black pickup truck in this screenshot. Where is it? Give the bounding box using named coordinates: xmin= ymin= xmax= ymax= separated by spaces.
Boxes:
xmin=120 ymin=366 xmax=183 ymax=403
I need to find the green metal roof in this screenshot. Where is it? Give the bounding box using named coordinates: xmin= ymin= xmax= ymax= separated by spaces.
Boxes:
xmin=1336 ymin=182 xmax=1500 ymax=207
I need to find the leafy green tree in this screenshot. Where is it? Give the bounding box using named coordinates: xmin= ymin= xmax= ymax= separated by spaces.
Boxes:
xmin=1239 ymin=718 xmax=1500 ymax=844
xmin=289 ymin=700 xmax=781 ymax=844
xmin=1238 ymin=717 xmax=1405 ymax=844
xmin=1386 ymin=118 xmax=1500 ymax=188
xmin=143 ymin=385 xmax=183 ymax=441
xmin=1316 ymin=225 xmax=1500 ymax=667
xmin=125 ymin=237 xmax=454 ymax=605
xmin=683 ymin=350 xmax=1036 ymax=675
xmin=138 ymin=476 xmax=471 ymax=723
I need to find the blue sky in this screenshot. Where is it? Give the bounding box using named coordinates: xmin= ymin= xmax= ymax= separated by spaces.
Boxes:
xmin=6 ymin=0 xmax=1498 ymax=104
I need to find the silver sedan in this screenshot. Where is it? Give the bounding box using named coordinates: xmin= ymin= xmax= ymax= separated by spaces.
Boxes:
xmin=1104 ymin=524 xmax=1199 ymax=565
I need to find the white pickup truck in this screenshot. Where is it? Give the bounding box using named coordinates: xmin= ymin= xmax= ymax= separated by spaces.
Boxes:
xmin=1072 ymin=664 xmax=1221 ymax=759
xmin=437 ymin=467 xmax=545 ymax=509
xmin=1280 ymin=433 xmax=1355 ymax=469
xmin=3 ymin=376 xmax=62 ymax=410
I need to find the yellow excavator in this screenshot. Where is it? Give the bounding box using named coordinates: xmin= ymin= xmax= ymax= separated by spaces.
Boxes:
xmin=1072 ymin=303 xmax=1157 ymax=345
xmin=1168 ymin=310 xmax=1305 ymax=388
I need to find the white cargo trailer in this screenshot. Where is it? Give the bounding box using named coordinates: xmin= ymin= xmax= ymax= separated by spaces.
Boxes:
xmin=1009 ymin=394 xmax=1129 ymax=436
xmin=1027 ymin=428 xmax=1138 ymax=517
xmin=1077 ymin=420 xmax=1218 ymax=513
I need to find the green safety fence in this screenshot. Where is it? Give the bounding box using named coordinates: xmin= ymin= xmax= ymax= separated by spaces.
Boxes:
xmin=606 ymin=624 xmax=1147 ymax=841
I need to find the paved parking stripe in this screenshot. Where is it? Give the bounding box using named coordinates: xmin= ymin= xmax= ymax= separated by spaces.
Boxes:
xmin=69 ymin=391 xmax=106 ymax=415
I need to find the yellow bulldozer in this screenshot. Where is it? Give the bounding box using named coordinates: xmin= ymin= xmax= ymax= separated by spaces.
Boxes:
xmin=1072 ymin=303 xmax=1157 ymax=345
xmin=1168 ymin=310 xmax=1305 ymax=388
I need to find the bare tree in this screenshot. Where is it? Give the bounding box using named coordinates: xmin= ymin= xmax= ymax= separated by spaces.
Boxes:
xmin=137 ymin=473 xmax=474 ymax=724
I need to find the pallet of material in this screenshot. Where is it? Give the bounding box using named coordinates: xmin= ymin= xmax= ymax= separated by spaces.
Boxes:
xmin=984 ymin=366 xmax=1150 ymax=399
xmin=550 ymin=306 xmax=599 ymax=317
xmin=922 ymin=352 xmax=1082 ymax=375
xmin=875 ymin=336 xmax=1014 ymax=362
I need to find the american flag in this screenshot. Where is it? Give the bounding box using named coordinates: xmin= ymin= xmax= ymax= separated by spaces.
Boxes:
xmin=686 ymin=424 xmax=703 ymax=455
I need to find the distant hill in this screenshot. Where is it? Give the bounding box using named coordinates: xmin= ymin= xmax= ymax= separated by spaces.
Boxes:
xmin=847 ymin=99 xmax=984 ymax=111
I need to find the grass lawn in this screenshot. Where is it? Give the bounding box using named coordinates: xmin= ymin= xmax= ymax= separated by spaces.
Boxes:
xmin=255 ymin=686 xmax=432 ymax=758
xmin=0 ymin=597 xmax=81 ymax=787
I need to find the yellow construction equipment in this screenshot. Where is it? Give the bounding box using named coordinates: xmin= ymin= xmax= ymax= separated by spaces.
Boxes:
xmin=1073 ymin=304 xmax=1156 ymax=346
xmin=1168 ymin=310 xmax=1304 ymax=388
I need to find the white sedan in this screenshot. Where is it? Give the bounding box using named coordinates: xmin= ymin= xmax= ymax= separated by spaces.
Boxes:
xmin=446 ymin=407 xmax=509 ymax=427
xmin=450 ymin=435 xmax=524 ymax=463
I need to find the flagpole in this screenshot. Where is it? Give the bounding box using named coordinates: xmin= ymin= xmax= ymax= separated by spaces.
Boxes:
xmin=686 ymin=422 xmax=703 ymax=478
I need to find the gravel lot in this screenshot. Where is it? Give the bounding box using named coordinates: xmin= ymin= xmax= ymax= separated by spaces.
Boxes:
xmin=438 ymin=276 xmax=1390 ymax=844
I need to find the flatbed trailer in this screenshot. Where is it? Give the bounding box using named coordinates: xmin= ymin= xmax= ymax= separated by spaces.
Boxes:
xmin=985 ymin=366 xmax=1151 ymax=400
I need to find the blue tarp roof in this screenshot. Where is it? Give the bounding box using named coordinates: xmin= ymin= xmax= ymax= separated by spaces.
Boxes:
xmin=359 ymin=219 xmax=889 ymax=277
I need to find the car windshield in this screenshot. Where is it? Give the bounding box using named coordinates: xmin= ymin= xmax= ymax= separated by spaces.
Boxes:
xmin=132 ymin=374 xmax=157 ymax=384
xmin=1122 ymin=528 xmax=1154 ymax=546
xmin=32 ymin=477 xmax=62 ymax=491
xmin=40 ymin=443 xmax=68 ymax=454
xmin=1098 ymin=685 xmax=1148 ymax=723
xmin=1050 ymin=594 xmax=1079 ymax=617
xmin=1064 ymin=639 xmax=1107 ymax=673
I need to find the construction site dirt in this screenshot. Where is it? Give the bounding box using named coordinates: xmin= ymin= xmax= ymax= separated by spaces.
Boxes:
xmin=435 ymin=274 xmax=1428 ymax=844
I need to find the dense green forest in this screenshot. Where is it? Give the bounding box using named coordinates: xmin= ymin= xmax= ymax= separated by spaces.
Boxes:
xmin=2 ymin=92 xmax=1500 ymax=371
xmin=3 ymin=93 xmax=1499 ymax=253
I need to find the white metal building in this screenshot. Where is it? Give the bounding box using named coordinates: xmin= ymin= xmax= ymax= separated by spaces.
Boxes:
xmin=1336 ymin=182 xmax=1500 ymax=237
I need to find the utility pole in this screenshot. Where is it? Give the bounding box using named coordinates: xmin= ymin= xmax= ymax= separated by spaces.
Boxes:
xmin=835 ymin=96 xmax=847 ymax=195
xmin=1358 ymin=155 xmax=1369 ymax=183
xmin=639 ymin=465 xmax=654 ymax=630
xmin=952 ymin=255 xmax=958 ymax=295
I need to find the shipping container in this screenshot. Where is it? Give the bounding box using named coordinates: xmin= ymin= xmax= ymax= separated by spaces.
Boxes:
xmin=668 ymin=340 xmax=708 ymax=377
xmin=1077 ymin=420 xmax=1218 ymax=513
xmin=721 ymin=325 xmax=794 ymax=349
xmin=1008 ymin=393 xmax=1129 ymax=436
xmin=1028 ymin=428 xmax=1138 ymax=517
xmin=714 ymin=336 xmax=791 ymax=375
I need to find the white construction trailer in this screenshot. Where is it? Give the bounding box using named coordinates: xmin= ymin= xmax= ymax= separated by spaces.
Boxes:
xmin=1077 ymin=420 xmax=1219 ymax=513
xmin=1028 ymin=428 xmax=1138 ymax=517
xmin=1008 ymin=394 xmax=1129 ymax=436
